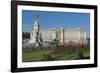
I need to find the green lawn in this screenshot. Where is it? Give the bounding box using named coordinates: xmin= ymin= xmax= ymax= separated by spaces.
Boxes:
xmin=22 ymin=50 xmax=53 ymax=62
xmin=22 ymin=48 xmax=90 ymax=62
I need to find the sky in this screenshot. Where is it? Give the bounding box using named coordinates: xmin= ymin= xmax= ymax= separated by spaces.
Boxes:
xmin=22 ymin=10 xmax=90 ymax=37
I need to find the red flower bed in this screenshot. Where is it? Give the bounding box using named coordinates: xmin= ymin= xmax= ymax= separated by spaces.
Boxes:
xmin=58 ymin=43 xmax=90 ymax=49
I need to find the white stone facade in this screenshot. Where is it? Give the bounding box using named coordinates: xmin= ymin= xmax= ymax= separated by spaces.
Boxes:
xmin=29 ymin=16 xmax=87 ymax=44
xmin=30 ymin=28 xmax=87 ymax=44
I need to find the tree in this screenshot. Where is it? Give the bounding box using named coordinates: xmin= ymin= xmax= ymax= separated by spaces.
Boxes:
xmin=86 ymin=37 xmax=90 ymax=44
xmin=53 ymin=38 xmax=59 ymax=47
xmin=22 ymin=32 xmax=30 ymax=39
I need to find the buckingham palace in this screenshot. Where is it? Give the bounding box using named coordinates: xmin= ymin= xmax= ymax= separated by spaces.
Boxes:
xmin=29 ymin=16 xmax=87 ymax=46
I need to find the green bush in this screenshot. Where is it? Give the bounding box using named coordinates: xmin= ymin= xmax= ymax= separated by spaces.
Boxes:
xmin=42 ymin=54 xmax=54 ymax=61
xmin=78 ymin=51 xmax=84 ymax=59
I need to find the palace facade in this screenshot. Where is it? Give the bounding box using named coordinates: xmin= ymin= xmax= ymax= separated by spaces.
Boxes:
xmin=29 ymin=16 xmax=87 ymax=46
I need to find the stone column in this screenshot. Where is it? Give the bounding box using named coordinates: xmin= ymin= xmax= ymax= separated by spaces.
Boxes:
xmin=60 ymin=28 xmax=64 ymax=44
